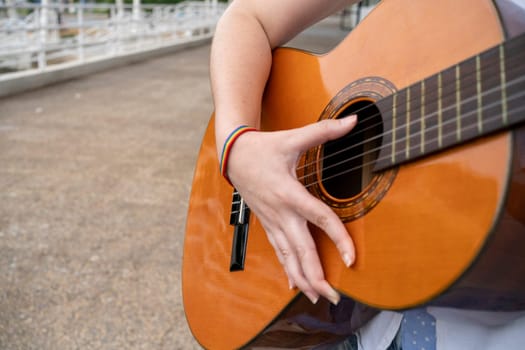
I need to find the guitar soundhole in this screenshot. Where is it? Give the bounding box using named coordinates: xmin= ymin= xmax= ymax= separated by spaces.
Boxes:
xmin=322 ymin=101 xmax=383 ymax=199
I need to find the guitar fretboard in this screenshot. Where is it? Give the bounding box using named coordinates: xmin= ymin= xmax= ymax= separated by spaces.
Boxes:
xmin=374 ymin=32 xmax=525 ymax=171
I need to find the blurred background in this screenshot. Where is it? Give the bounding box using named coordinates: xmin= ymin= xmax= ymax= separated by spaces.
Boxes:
xmin=0 ymin=1 xmax=378 ymax=349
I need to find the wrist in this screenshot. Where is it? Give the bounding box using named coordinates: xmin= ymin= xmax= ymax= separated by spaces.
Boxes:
xmin=219 ymin=125 xmax=257 ymax=186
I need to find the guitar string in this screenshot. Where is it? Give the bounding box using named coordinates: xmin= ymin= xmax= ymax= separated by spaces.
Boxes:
xmin=304 ymin=102 xmax=525 ymax=190
xmin=315 ymin=32 xmax=525 ymax=155
xmin=228 ymin=44 xmax=525 ymax=207
xmin=297 ymin=74 xmax=525 ymax=183
xmin=229 ymin=90 xmax=525 ymax=211
xmin=295 ymin=54 xmax=525 ymax=173
xmin=295 ymin=42 xmax=525 ymax=168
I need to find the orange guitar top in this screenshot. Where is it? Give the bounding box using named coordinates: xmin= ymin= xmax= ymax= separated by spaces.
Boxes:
xmin=182 ymin=0 xmax=525 ymax=349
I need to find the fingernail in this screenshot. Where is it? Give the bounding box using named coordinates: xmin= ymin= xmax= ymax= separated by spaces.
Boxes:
xmin=288 ymin=278 xmax=295 ymax=290
xmin=305 ymin=292 xmax=319 ymax=304
xmin=343 ymin=253 xmax=354 ymax=267
xmin=328 ymin=290 xmax=340 ymax=306
xmin=340 ymin=114 xmax=357 ymax=126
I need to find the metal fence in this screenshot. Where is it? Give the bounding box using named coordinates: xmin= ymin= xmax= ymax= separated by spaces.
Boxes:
xmin=0 ymin=1 xmax=226 ymax=76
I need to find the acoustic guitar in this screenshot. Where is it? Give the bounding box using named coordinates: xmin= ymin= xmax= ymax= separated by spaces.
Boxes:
xmin=182 ymin=0 xmax=525 ymax=348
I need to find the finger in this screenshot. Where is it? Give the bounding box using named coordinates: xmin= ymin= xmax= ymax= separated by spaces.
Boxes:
xmin=241 ymin=189 xmax=305 ymax=292
xmin=286 ymin=181 xmax=355 ymax=267
xmin=286 ymin=115 xmax=357 ymax=151
xmin=282 ymin=217 xmax=341 ymax=305
xmin=269 ymin=226 xmax=321 ymax=304
xmin=263 ymin=226 xmax=295 ymax=289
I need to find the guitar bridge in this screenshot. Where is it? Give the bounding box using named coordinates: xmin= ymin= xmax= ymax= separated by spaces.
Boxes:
xmin=229 ymin=190 xmax=250 ymax=271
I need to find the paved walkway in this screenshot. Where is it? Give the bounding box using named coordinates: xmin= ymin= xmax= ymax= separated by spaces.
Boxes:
xmin=0 ymin=15 xmax=349 ymax=350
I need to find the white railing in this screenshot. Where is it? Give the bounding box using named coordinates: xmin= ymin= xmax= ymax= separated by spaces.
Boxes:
xmin=0 ymin=1 xmax=226 ymax=76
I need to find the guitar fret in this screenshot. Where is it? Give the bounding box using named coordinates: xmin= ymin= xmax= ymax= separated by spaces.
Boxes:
xmin=499 ymin=44 xmax=508 ymax=125
xmin=374 ymin=32 xmax=525 ymax=173
xmin=455 ymin=65 xmax=461 ymax=141
xmin=506 ymin=35 xmax=525 ymax=127
xmin=406 ymin=86 xmax=411 ymax=159
xmin=420 ymin=80 xmax=426 ymax=154
xmin=424 ymin=75 xmax=440 ymax=154
xmin=478 ymin=42 xmax=504 ymax=134
xmin=476 ymin=55 xmax=483 ymax=133
xmin=438 ymin=64 xmax=460 ymax=150
xmin=392 ymin=93 xmax=397 ymax=164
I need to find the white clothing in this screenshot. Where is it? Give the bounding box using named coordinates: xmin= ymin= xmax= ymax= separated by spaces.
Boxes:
xmin=356 ymin=308 xmax=525 ymax=350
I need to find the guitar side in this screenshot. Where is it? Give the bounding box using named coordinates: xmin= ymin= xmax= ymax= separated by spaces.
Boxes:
xmin=182 ymin=0 xmax=525 ymax=349
xmin=182 ymin=116 xmax=298 ymax=350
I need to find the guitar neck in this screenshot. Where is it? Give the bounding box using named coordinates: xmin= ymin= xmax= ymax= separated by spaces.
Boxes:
xmin=374 ymin=32 xmax=525 ymax=171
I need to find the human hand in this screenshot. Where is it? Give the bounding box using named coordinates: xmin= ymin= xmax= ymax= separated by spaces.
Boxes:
xmin=226 ymin=116 xmax=358 ymax=305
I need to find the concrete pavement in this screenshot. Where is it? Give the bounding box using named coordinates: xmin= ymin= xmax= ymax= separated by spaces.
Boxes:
xmin=0 ymin=15 xmax=349 ymax=350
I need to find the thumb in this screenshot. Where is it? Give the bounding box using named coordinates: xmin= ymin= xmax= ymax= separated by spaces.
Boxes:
xmin=289 ymin=115 xmax=358 ymax=151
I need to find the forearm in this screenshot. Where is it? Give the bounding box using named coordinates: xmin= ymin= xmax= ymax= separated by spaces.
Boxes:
xmin=210 ymin=5 xmax=272 ymax=155
xmin=211 ymin=0 xmax=358 ymax=157
xmin=207 ymin=0 xmax=360 ymax=305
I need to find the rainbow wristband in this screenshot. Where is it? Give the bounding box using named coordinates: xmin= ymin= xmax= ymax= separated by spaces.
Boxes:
xmin=220 ymin=125 xmax=257 ymax=186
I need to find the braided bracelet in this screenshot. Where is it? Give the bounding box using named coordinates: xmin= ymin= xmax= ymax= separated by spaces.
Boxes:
xmin=219 ymin=125 xmax=257 ymax=186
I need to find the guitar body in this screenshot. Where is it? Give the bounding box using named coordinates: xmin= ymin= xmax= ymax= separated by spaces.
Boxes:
xmin=182 ymin=0 xmax=525 ymax=349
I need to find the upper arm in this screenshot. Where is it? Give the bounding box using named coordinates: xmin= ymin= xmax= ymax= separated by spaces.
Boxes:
xmin=226 ymin=0 xmax=358 ymax=49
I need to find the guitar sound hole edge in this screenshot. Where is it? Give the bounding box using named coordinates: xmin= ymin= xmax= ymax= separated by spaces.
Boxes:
xmin=301 ymin=77 xmax=398 ymax=222
xmin=321 ymin=100 xmax=383 ymax=200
